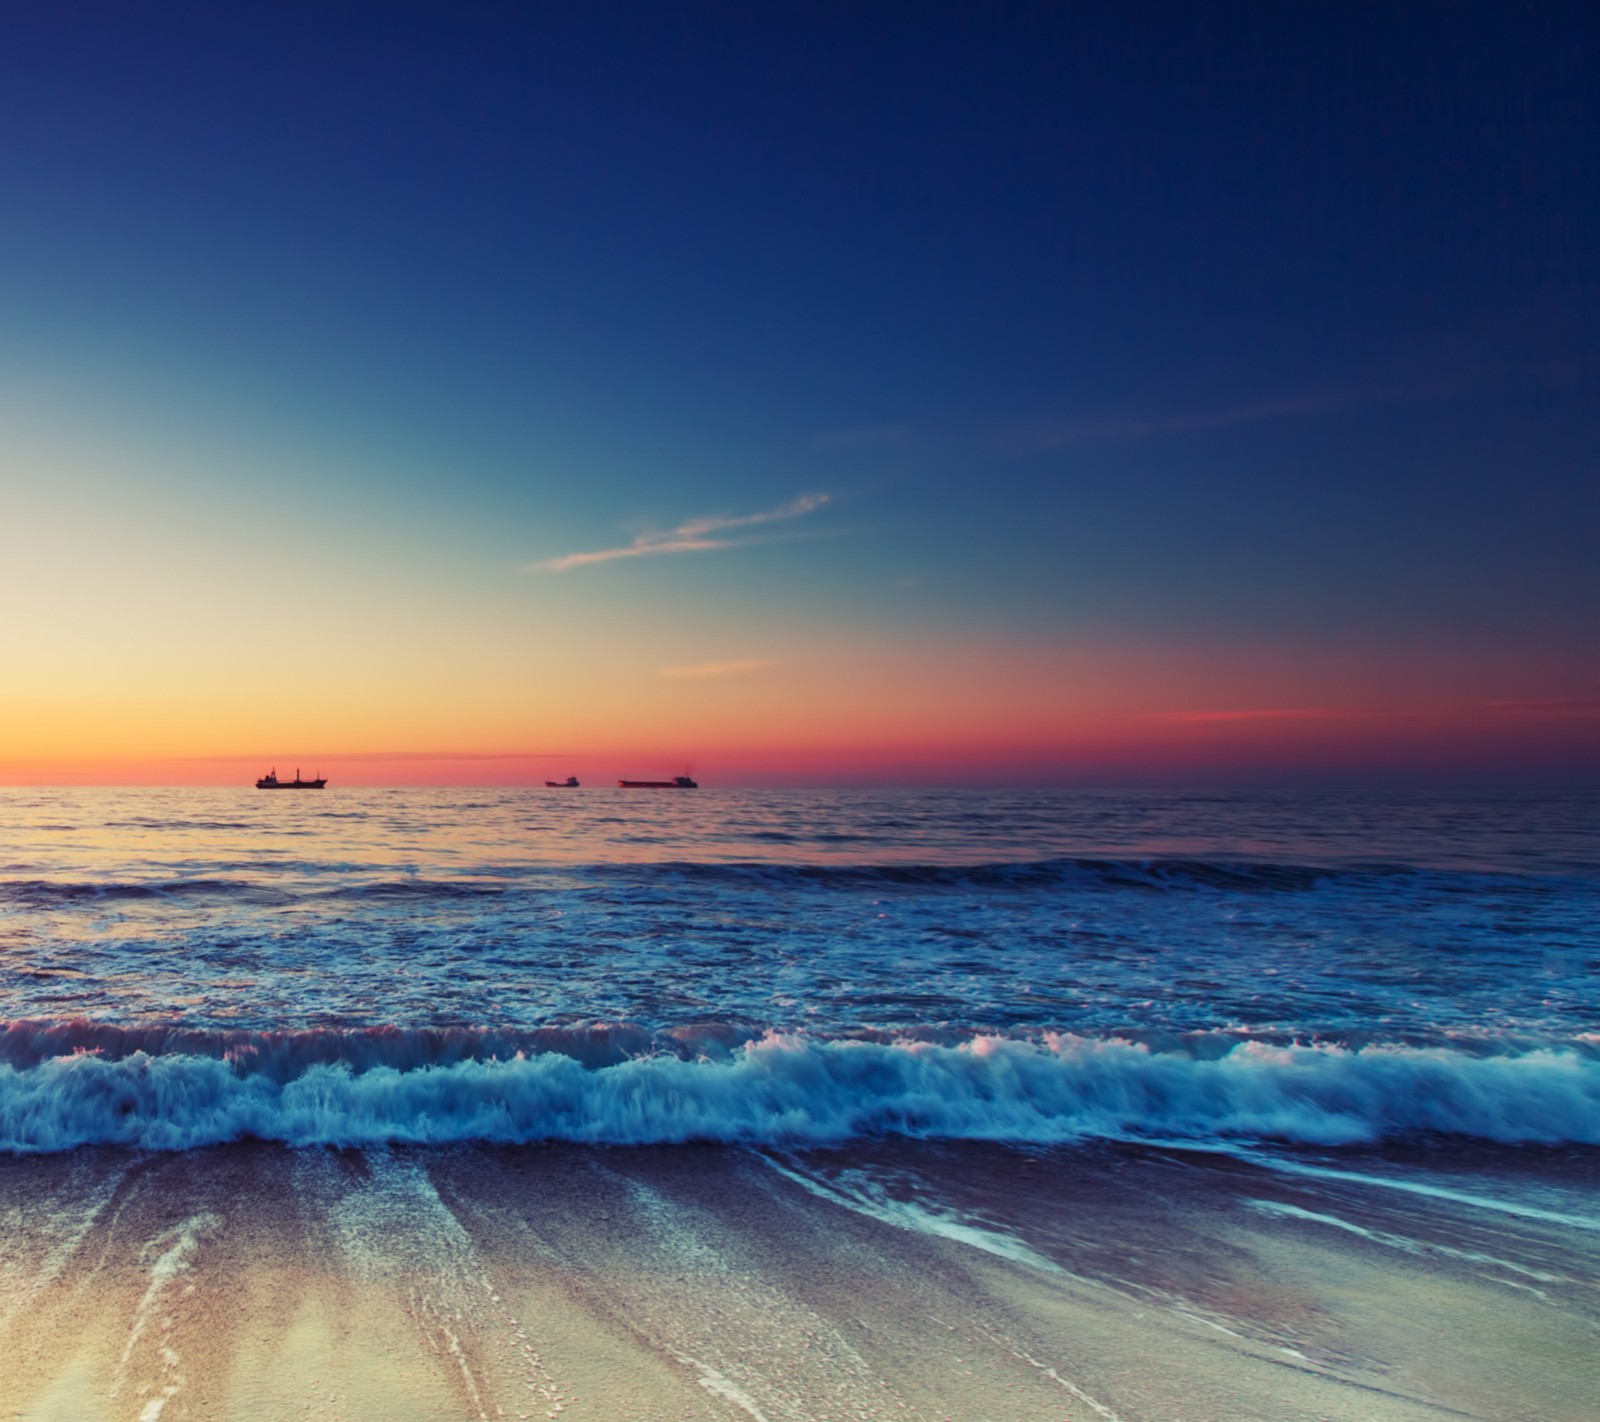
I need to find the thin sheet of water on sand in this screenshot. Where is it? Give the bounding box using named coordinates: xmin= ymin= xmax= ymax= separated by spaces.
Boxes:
xmin=0 ymin=1139 xmax=1595 ymax=1422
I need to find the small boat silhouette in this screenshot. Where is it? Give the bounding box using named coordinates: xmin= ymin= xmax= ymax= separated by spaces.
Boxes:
xmin=544 ymin=776 xmax=581 ymax=788
xmin=617 ymin=775 xmax=698 ymax=789
xmin=255 ymin=768 xmax=327 ymax=790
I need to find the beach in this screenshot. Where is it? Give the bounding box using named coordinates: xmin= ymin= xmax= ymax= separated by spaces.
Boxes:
xmin=2 ymin=786 xmax=1596 ymax=1420
xmin=3 ymin=1137 xmax=1596 ymax=1422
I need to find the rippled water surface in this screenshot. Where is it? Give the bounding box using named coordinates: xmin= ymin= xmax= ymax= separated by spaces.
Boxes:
xmin=1 ymin=787 xmax=1596 ymax=1152
xmin=3 ymin=787 xmax=1595 ymax=1041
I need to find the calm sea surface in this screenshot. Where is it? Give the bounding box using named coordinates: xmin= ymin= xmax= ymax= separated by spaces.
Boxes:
xmin=1 ymin=786 xmax=1596 ymax=1153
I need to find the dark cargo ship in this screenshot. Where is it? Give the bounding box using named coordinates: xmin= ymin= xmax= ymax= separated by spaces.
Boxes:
xmin=255 ymin=769 xmax=327 ymax=789
xmin=617 ymin=776 xmax=698 ymax=788
xmin=544 ymin=776 xmax=581 ymax=787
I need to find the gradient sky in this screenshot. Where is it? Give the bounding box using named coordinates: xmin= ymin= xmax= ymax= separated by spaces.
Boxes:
xmin=2 ymin=3 xmax=1596 ymax=785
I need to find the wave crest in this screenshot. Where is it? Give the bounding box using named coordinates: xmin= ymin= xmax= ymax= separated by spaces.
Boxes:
xmin=1 ymin=1033 xmax=1595 ymax=1154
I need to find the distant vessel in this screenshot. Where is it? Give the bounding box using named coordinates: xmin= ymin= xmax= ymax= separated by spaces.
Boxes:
xmin=255 ymin=768 xmax=327 ymax=790
xmin=544 ymin=776 xmax=581 ymax=788
xmin=618 ymin=775 xmax=698 ymax=789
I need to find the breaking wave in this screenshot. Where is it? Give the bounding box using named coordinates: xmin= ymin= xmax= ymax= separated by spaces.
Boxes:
xmin=1 ymin=1030 xmax=1595 ymax=1154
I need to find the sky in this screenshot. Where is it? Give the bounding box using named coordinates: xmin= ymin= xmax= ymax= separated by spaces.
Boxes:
xmin=1 ymin=2 xmax=1596 ymax=786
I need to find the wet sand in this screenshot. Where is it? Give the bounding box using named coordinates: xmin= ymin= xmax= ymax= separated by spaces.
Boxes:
xmin=1 ymin=1139 xmax=1596 ymax=1422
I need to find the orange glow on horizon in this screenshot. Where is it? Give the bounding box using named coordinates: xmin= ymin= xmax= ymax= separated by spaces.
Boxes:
xmin=3 ymin=695 xmax=1596 ymax=787
xmin=3 ymin=604 xmax=1596 ymax=786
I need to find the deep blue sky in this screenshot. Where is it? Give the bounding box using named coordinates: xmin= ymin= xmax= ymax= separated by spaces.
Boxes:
xmin=2 ymin=3 xmax=1596 ymax=779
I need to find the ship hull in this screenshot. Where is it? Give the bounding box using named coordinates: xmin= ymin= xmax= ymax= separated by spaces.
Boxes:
xmin=617 ymin=780 xmax=698 ymax=789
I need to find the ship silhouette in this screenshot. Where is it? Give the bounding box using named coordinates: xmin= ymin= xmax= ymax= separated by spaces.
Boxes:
xmin=255 ymin=768 xmax=327 ymax=790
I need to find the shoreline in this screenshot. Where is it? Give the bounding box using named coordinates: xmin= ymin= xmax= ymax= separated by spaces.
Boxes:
xmin=2 ymin=1138 xmax=1595 ymax=1421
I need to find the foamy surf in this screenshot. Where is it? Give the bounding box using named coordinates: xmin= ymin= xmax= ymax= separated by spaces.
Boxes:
xmin=1 ymin=1031 xmax=1596 ymax=1154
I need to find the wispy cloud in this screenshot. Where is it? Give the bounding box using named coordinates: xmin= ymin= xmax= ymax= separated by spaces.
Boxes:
xmin=1002 ymin=396 xmax=1345 ymax=452
xmin=538 ymin=493 xmax=831 ymax=572
xmin=1002 ymin=301 xmax=1600 ymax=457
xmin=1140 ymin=707 xmax=1350 ymax=724
xmin=1486 ymin=698 xmax=1600 ymax=718
xmin=659 ymin=659 xmax=777 ymax=680
xmin=1142 ymin=699 xmax=1600 ymax=728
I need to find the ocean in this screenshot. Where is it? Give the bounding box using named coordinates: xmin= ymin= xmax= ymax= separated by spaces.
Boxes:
xmin=1 ymin=786 xmax=1596 ymax=1420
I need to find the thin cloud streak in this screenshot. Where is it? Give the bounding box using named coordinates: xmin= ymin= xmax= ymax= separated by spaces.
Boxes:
xmin=999 ymin=315 xmax=1594 ymax=456
xmin=1142 ymin=699 xmax=1600 ymax=728
xmin=1003 ymin=396 xmax=1345 ymax=452
xmin=1486 ymin=698 xmax=1600 ymax=717
xmin=1141 ymin=708 xmax=1352 ymax=724
xmin=659 ymin=659 xmax=777 ymax=680
xmin=539 ymin=493 xmax=830 ymax=572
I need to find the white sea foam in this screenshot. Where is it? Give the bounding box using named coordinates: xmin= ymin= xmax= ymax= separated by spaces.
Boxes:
xmin=1246 ymin=1199 xmax=1569 ymax=1282
xmin=0 ymin=1032 xmax=1596 ymax=1154
xmin=761 ymin=1155 xmax=1067 ymax=1274
xmin=1233 ymin=1150 xmax=1600 ymax=1231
